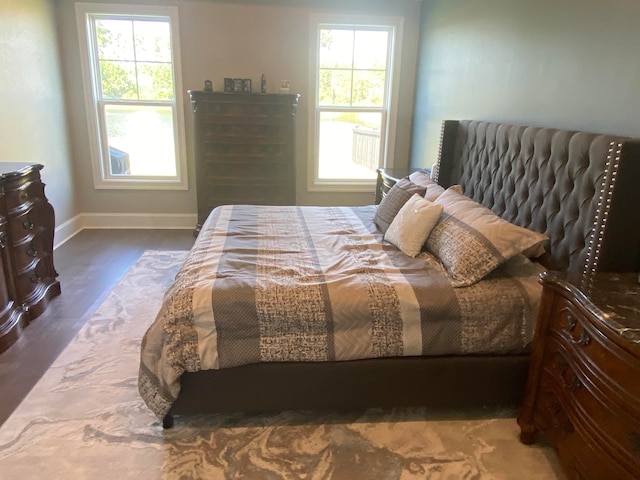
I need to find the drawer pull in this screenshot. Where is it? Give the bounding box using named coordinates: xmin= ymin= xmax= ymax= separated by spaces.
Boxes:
xmin=30 ymin=274 xmax=41 ymax=283
xmin=568 ymin=374 xmax=583 ymax=391
xmin=566 ymin=314 xmax=577 ymax=330
xmin=21 ymin=192 xmax=28 ymax=200
xmin=574 ymin=331 xmax=591 ymax=346
xmin=26 ymin=245 xmax=37 ymax=257
xmin=23 ymin=219 xmax=35 ymax=230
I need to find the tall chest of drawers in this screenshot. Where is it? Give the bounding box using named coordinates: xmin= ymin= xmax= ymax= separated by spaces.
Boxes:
xmin=188 ymin=91 xmax=299 ymax=233
xmin=0 ymin=163 xmax=60 ymax=353
xmin=518 ymin=271 xmax=640 ymax=479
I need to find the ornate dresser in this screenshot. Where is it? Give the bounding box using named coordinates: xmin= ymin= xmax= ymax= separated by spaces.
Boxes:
xmin=518 ymin=271 xmax=640 ymax=479
xmin=0 ymin=163 xmax=60 ymax=353
xmin=188 ymin=91 xmax=299 ymax=233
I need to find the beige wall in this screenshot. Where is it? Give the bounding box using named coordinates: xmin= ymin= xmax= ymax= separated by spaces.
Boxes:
xmin=55 ymin=0 xmax=422 ymax=214
xmin=0 ymin=0 xmax=77 ymax=226
xmin=411 ymin=0 xmax=640 ymax=170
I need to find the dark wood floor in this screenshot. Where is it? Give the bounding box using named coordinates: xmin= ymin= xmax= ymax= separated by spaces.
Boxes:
xmin=0 ymin=229 xmax=195 ymax=427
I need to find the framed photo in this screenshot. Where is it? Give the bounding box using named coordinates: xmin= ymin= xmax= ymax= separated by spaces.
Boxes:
xmin=242 ymin=79 xmax=252 ymax=93
xmin=224 ymin=78 xmax=233 ymax=92
xmin=203 ymin=79 xmax=213 ymax=92
xmin=233 ymin=78 xmax=243 ymax=92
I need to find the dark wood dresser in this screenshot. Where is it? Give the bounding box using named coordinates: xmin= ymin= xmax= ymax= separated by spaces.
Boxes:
xmin=518 ymin=271 xmax=640 ymax=479
xmin=0 ymin=163 xmax=60 ymax=353
xmin=188 ymin=91 xmax=299 ymax=233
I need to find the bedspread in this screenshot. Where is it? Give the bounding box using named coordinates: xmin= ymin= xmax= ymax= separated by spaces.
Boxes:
xmin=139 ymin=205 xmax=544 ymax=418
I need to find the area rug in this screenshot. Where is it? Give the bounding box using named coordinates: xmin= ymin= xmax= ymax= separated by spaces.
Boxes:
xmin=0 ymin=250 xmax=565 ymax=479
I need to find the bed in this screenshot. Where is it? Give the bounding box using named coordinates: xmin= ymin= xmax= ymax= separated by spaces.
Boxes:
xmin=139 ymin=120 xmax=640 ymax=428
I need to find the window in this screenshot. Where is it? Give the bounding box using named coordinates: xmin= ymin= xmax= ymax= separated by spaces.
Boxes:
xmin=309 ymin=15 xmax=403 ymax=191
xmin=76 ymin=3 xmax=187 ymax=189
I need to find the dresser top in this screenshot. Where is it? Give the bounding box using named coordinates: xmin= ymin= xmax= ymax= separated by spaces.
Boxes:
xmin=543 ymin=271 xmax=640 ymax=343
xmin=0 ymin=163 xmax=43 ymax=179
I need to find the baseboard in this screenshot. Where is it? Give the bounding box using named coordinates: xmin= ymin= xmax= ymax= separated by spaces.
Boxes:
xmin=54 ymin=213 xmax=197 ymax=249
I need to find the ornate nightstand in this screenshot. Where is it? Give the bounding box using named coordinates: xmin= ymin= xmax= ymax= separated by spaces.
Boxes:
xmin=375 ymin=167 xmax=429 ymax=204
xmin=518 ymin=271 xmax=640 ymax=479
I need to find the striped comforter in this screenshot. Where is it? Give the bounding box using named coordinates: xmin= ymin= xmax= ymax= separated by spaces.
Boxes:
xmin=139 ymin=205 xmax=543 ymax=418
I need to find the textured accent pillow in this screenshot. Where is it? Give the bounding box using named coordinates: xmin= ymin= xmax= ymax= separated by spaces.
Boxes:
xmin=407 ymin=170 xmax=463 ymax=201
xmin=384 ymin=194 xmax=443 ymax=257
xmin=426 ymin=188 xmax=549 ymax=287
xmin=374 ymin=179 xmax=426 ymax=233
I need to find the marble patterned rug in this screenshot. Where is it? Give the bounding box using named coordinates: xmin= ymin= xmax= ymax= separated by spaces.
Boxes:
xmin=0 ymin=250 xmax=565 ymax=479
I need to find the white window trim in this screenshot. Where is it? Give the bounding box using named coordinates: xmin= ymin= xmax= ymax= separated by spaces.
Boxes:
xmin=75 ymin=3 xmax=188 ymax=190
xmin=307 ymin=13 xmax=404 ymax=193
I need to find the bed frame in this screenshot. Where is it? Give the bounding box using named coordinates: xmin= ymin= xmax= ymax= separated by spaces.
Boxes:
xmin=162 ymin=120 xmax=640 ymax=428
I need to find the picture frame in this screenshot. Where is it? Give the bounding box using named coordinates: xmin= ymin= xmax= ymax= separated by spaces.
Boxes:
xmin=233 ymin=78 xmax=243 ymax=93
xmin=224 ymin=78 xmax=234 ymax=92
xmin=203 ymin=79 xmax=213 ymax=92
xmin=242 ymin=79 xmax=252 ymax=93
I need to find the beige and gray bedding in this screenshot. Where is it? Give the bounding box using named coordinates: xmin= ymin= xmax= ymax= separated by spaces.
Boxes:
xmin=139 ymin=204 xmax=544 ymax=419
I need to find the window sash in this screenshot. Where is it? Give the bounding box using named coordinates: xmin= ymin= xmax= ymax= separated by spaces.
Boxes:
xmin=308 ymin=15 xmax=402 ymax=192
xmin=76 ymin=3 xmax=187 ymax=190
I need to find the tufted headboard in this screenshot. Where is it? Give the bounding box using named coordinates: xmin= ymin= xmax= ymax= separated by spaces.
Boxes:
xmin=431 ymin=120 xmax=640 ymax=275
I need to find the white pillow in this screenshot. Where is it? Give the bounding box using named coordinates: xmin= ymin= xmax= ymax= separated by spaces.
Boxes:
xmin=384 ymin=194 xmax=443 ymax=257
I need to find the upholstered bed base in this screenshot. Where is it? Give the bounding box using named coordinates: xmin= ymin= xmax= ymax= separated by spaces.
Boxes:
xmin=163 ymin=355 xmax=528 ymax=428
xmin=163 ymin=120 xmax=640 ymax=427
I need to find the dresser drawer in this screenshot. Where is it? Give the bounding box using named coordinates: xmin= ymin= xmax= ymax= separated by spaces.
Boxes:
xmin=548 ymin=295 xmax=640 ymax=402
xmin=200 ymin=102 xmax=290 ymax=119
xmin=538 ymin=339 xmax=640 ymax=478
xmin=3 ymin=177 xmax=46 ymax=213
xmin=8 ymin=205 xmax=47 ymax=246
xmin=14 ymin=259 xmax=51 ymax=304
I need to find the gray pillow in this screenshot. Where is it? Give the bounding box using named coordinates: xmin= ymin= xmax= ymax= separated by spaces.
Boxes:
xmin=374 ymin=178 xmax=426 ymax=233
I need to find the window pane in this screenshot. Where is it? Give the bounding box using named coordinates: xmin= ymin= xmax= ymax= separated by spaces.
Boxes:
xmin=96 ymin=19 xmax=134 ymax=61
xmin=318 ymin=111 xmax=382 ymax=180
xmin=133 ymin=20 xmax=171 ymax=62
xmin=352 ymin=70 xmax=386 ymax=107
xmin=319 ymin=29 xmax=353 ymax=68
xmin=99 ymin=60 xmax=138 ymax=99
xmin=319 ymin=69 xmax=352 ymax=106
xmin=104 ymin=104 xmax=176 ymax=176
xmin=137 ymin=63 xmax=174 ymax=100
xmin=353 ymin=31 xmax=388 ymax=69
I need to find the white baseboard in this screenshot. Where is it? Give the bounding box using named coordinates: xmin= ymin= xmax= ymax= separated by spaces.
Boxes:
xmin=54 ymin=213 xmax=197 ymax=249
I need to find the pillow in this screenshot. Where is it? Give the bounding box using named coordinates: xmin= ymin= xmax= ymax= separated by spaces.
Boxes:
xmin=384 ymin=194 xmax=443 ymax=257
xmin=374 ymin=178 xmax=426 ymax=233
xmin=407 ymin=170 xmax=463 ymax=201
xmin=425 ymin=183 xmax=463 ymax=202
xmin=408 ymin=170 xmax=433 ymax=187
xmin=425 ymin=188 xmax=549 ymax=287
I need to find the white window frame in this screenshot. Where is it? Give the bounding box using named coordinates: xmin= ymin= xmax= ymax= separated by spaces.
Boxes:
xmin=76 ymin=3 xmax=188 ymax=190
xmin=307 ymin=14 xmax=403 ymax=192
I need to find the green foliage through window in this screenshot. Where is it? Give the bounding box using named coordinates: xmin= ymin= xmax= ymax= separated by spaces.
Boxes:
xmin=95 ymin=18 xmax=174 ymax=101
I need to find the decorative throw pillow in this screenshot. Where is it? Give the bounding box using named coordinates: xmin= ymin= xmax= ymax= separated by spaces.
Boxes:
xmin=374 ymin=178 xmax=426 ymax=233
xmin=407 ymin=170 xmax=463 ymax=201
xmin=426 ymin=188 xmax=549 ymax=287
xmin=384 ymin=194 xmax=443 ymax=257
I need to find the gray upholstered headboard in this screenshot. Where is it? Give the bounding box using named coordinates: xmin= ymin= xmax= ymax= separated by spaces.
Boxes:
xmin=431 ymin=120 xmax=640 ymax=274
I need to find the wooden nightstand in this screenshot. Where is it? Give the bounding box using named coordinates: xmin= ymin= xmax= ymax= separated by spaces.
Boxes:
xmin=518 ymin=271 xmax=640 ymax=479
xmin=375 ymin=168 xmax=429 ymax=204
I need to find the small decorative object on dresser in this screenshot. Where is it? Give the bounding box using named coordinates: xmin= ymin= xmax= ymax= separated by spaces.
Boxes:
xmin=0 ymin=163 xmax=60 ymax=353
xmin=223 ymin=78 xmax=233 ymax=93
xmin=203 ymin=79 xmax=213 ymax=92
xmin=242 ymin=79 xmax=252 ymax=93
xmin=518 ymin=271 xmax=640 ymax=479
